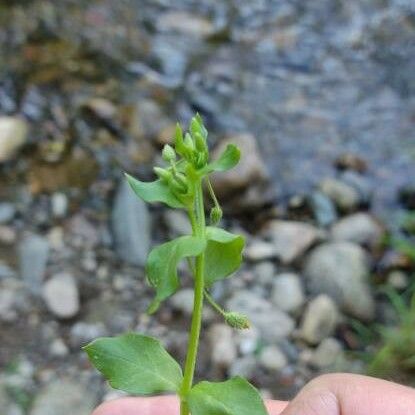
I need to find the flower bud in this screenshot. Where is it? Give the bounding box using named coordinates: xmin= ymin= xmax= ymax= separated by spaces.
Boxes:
xmin=224 ymin=312 xmax=250 ymax=330
xmin=153 ymin=166 xmax=172 ymax=183
xmin=194 ymin=132 xmax=208 ymax=154
xmin=162 ymin=144 xmax=176 ymax=163
xmin=174 ymin=123 xmax=186 ymax=155
xmin=184 ymin=133 xmax=195 ymax=152
xmin=210 ymin=206 xmax=223 ymax=225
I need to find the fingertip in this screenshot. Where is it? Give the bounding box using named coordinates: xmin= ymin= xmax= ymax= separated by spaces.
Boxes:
xmin=265 ymin=399 xmax=289 ymax=415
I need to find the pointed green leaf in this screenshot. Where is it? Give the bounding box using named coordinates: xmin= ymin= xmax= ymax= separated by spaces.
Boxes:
xmin=83 ymin=333 xmax=183 ymax=395
xmin=204 ymin=227 xmax=245 ymax=286
xmin=125 ymin=173 xmax=185 ymax=209
xmin=205 ymin=144 xmax=240 ymax=173
xmin=187 ymin=377 xmax=267 ymax=415
xmin=146 ymin=236 xmax=206 ymax=312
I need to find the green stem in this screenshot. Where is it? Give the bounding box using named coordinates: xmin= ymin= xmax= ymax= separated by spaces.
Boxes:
xmin=180 ymin=180 xmax=206 ymax=415
xmin=204 ymin=289 xmax=226 ymax=317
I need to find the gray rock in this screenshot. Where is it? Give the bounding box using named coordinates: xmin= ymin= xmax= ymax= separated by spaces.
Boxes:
xmin=341 ymin=171 xmax=373 ymax=205
xmin=0 ymin=203 xmax=15 ymax=224
xmin=235 ymin=326 xmax=260 ymax=355
xmin=229 ymin=356 xmax=257 ymax=379
xmin=304 ymin=242 xmax=375 ymax=320
xmin=244 ymin=240 xmax=276 ymax=261
xmin=0 ymin=116 xmax=28 ymax=162
xmin=253 ymin=261 xmax=276 ymax=286
xmin=42 ymin=273 xmax=80 ymax=319
xmin=331 ymin=213 xmax=384 ymax=247
xmin=112 ymin=180 xmax=150 ymax=266
xmin=211 ymin=134 xmax=268 ymax=197
xmin=308 ymin=191 xmax=338 ymax=227
xmin=387 ymin=270 xmax=409 ymax=290
xmin=319 ymin=178 xmax=360 ymax=211
xmin=208 ymin=323 xmax=237 ymax=367
xmin=51 ymin=192 xmax=68 ymax=218
xmin=310 ymin=337 xmax=343 ymax=368
xmin=264 ymin=221 xmax=320 ymax=264
xmin=271 ymin=273 xmax=305 ymax=314
xmin=170 ymin=288 xmax=214 ymax=321
xmin=18 ymin=233 xmax=49 ymax=294
xmin=259 ymin=345 xmax=288 ymax=372
xmin=30 ymin=380 xmax=95 ymax=415
xmin=299 ymin=295 xmax=339 ymax=345
xmin=157 ymin=12 xmax=214 ymax=38
xmin=70 ymin=322 xmax=108 ymax=347
xmin=227 ymin=291 xmax=295 ymax=342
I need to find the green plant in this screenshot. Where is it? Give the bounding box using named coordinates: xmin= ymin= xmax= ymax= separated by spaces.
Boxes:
xmin=83 ymin=115 xmax=267 ymax=415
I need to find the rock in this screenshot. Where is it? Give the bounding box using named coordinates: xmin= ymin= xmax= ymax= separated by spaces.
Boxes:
xmin=49 ymin=338 xmax=69 ymax=357
xmin=69 ymin=322 xmax=107 ymax=347
xmin=112 ymin=180 xmax=150 ymax=266
xmin=164 ymin=210 xmax=192 ymax=236
xmin=42 ymin=273 xmax=80 ymax=319
xmin=30 ymin=379 xmax=95 ymax=415
xmin=229 ymin=356 xmax=257 ymax=379
xmin=244 ymin=240 xmax=276 ymax=261
xmin=18 ymin=233 xmax=49 ymax=294
xmin=0 ymin=283 xmax=19 ymax=322
xmin=227 ymin=291 xmax=295 ymax=342
xmin=0 ymin=116 xmax=28 ymax=162
xmin=157 ymin=12 xmax=214 ymax=38
xmin=253 ymin=261 xmax=276 ymax=286
xmin=335 ymin=153 xmax=367 ymax=173
xmin=259 ymin=345 xmax=288 ymax=372
xmin=319 ymin=178 xmax=360 ymax=211
xmin=81 ymin=97 xmax=117 ymax=121
xmin=51 ymin=192 xmax=68 ymax=218
xmin=0 ymin=381 xmax=22 ymax=415
xmin=208 ymin=323 xmax=237 ymax=367
xmin=235 ymin=326 xmax=260 ymax=355
xmin=341 ymin=171 xmax=373 ymax=205
xmin=264 ymin=221 xmax=320 ymax=264
xmin=308 ymin=191 xmax=338 ymax=227
xmin=299 ymin=295 xmax=339 ymax=345
xmin=0 ymin=203 xmax=15 ymax=224
xmin=310 ymin=338 xmax=343 ymax=368
xmin=211 ymin=134 xmax=268 ymax=198
xmin=331 ymin=213 xmax=384 ymax=247
xmin=271 ymin=273 xmax=305 ymax=314
xmin=304 ymin=242 xmax=375 ymax=320
xmin=387 ymin=270 xmax=409 ymax=290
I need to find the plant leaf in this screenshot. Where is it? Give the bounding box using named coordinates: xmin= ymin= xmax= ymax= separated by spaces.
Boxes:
xmin=205 ymin=144 xmax=240 ymax=173
xmin=146 ymin=236 xmax=206 ymax=312
xmin=83 ymin=333 xmax=183 ymax=395
xmin=204 ymin=227 xmax=245 ymax=286
xmin=125 ymin=173 xmax=185 ymax=209
xmin=187 ymin=377 xmax=267 ymax=415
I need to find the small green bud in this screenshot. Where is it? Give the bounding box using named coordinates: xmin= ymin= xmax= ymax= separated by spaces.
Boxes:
xmin=210 ymin=205 xmax=223 ymax=225
xmin=153 ymin=166 xmax=172 ymax=183
xmin=195 ymin=113 xmax=208 ymax=138
xmin=184 ymin=133 xmax=195 ymax=152
xmin=174 ymin=123 xmax=185 ymax=155
xmin=194 ymin=132 xmax=208 ymax=154
xmin=224 ymin=312 xmax=250 ymax=330
xmin=162 ymin=144 xmax=176 ymax=163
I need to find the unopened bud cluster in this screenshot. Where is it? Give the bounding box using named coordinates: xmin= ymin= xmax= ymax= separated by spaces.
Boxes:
xmin=224 ymin=312 xmax=250 ymax=330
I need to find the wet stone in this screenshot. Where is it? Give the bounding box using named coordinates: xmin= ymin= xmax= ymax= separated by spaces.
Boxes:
xmin=18 ymin=233 xmax=49 ymax=295
xmin=112 ymin=180 xmax=150 ymax=267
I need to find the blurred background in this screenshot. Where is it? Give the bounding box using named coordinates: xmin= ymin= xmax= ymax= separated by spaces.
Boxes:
xmin=0 ymin=0 xmax=415 ymax=414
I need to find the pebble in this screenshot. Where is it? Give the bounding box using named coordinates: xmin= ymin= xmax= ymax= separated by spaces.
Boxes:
xmin=259 ymin=345 xmax=288 ymax=372
xmin=271 ymin=273 xmax=305 ymax=314
xmin=208 ymin=323 xmax=237 ymax=367
xmin=51 ymin=192 xmax=68 ymax=218
xmin=387 ymin=270 xmax=409 ymax=290
xmin=235 ymin=326 xmax=260 ymax=355
xmin=164 ymin=210 xmax=192 ymax=236
xmin=244 ymin=239 xmax=276 ymax=261
xmin=0 ymin=116 xmax=28 ymax=162
xmin=49 ymin=338 xmax=69 ymax=357
xmin=227 ymin=291 xmax=295 ymax=342
xmin=253 ymin=261 xmax=276 ymax=286
xmin=264 ymin=220 xmax=320 ymax=264
xmin=70 ymin=322 xmax=108 ymax=347
xmin=0 ymin=203 xmax=15 ymax=224
xmin=170 ymin=288 xmax=214 ymax=321
xmin=229 ymin=356 xmax=257 ymax=379
xmin=211 ymin=134 xmax=268 ymax=197
xmin=304 ymin=242 xmax=375 ymax=321
xmin=157 ymin=12 xmax=214 ymax=38
xmin=112 ymin=179 xmax=150 ymax=266
xmin=310 ymin=337 xmax=343 ymax=368
xmin=42 ymin=273 xmax=80 ymax=319
xmin=18 ymin=233 xmax=49 ymax=295
xmin=331 ymin=213 xmax=384 ymax=247
xmin=308 ymin=191 xmax=338 ymax=227
xmin=319 ymin=178 xmax=360 ymax=211
xmin=29 ymin=379 xmax=95 ymax=415
xmin=299 ymin=295 xmax=339 ymax=345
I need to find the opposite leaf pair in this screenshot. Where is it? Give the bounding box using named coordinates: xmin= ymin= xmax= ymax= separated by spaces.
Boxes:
xmin=84 ymin=333 xmax=268 ymax=415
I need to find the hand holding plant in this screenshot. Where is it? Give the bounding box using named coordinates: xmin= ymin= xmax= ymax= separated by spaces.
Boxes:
xmin=84 ymin=115 xmax=268 ymax=415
